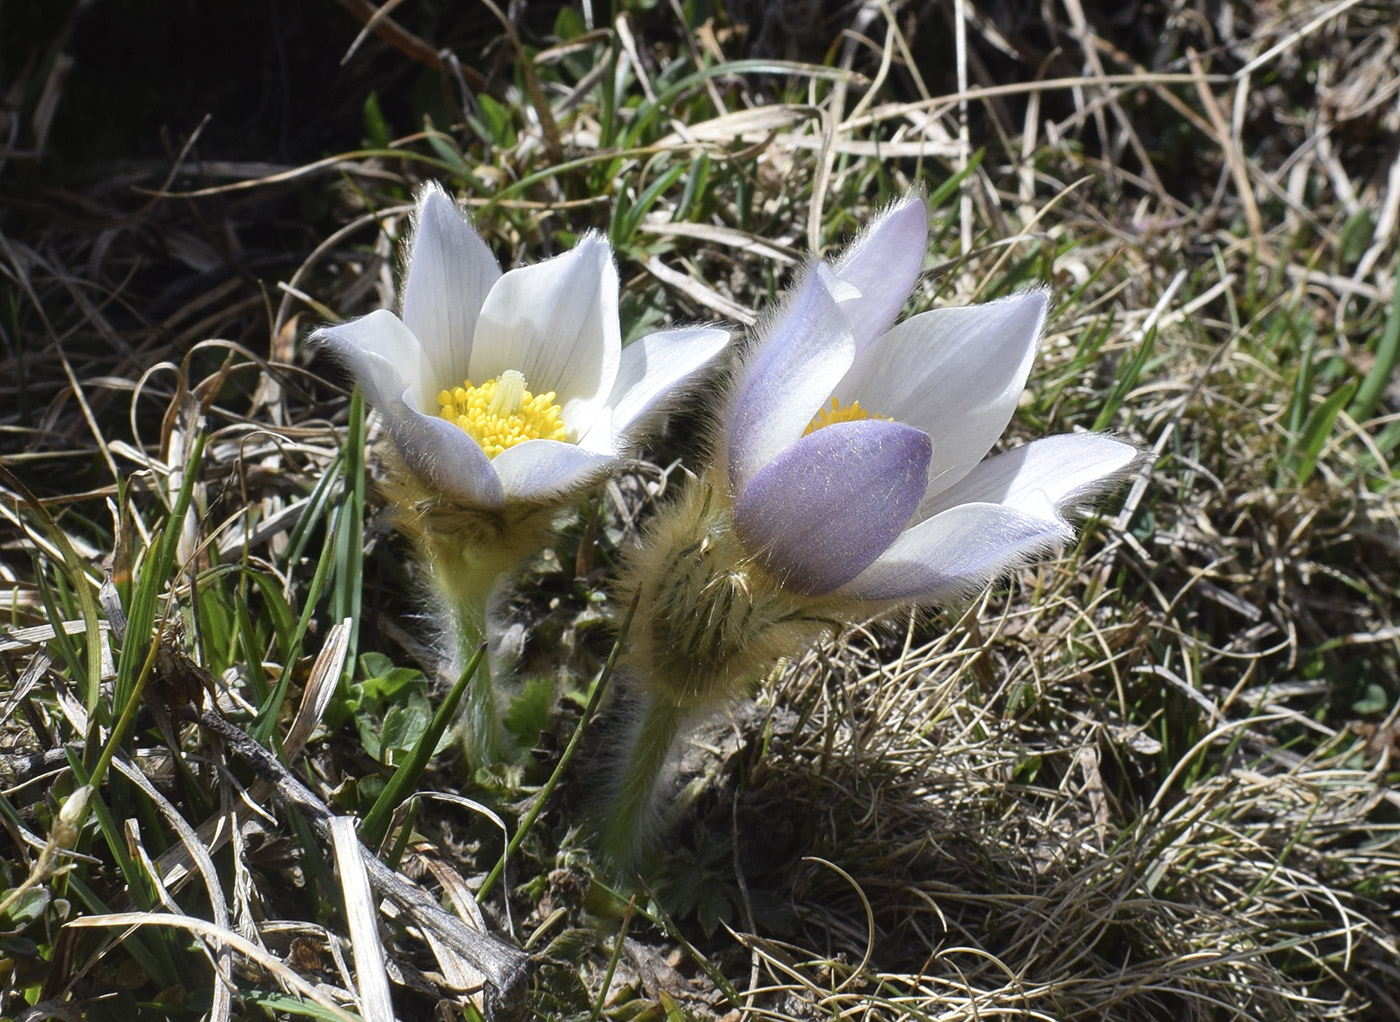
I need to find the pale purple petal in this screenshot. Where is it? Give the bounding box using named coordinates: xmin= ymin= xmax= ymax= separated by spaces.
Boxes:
xmin=401 ymin=185 xmax=501 ymax=392
xmin=491 ymin=439 xmax=618 ymax=503
xmin=728 ymin=268 xmax=855 ymax=490
xmin=830 ymin=290 xmax=1048 ymax=511
xmin=832 ymin=195 xmax=929 ymax=352
xmin=316 ymin=309 xmax=430 ymax=410
xmin=469 ymin=236 xmax=621 ymax=439
xmin=733 ymin=420 xmax=931 ymax=595
xmin=839 ymin=501 xmax=1072 ymax=603
xmin=920 ymin=433 xmax=1139 ymax=520
xmin=580 ymin=326 xmax=731 ymax=453
xmin=379 ymin=402 xmax=505 ymax=511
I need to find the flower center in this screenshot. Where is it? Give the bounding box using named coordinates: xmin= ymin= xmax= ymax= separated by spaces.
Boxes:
xmin=803 ymin=396 xmax=890 ymax=435
xmin=437 ymin=369 xmax=569 ymax=458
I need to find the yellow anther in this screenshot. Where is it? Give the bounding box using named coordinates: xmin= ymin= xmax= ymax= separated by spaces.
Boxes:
xmin=437 ymin=371 xmax=569 ymax=458
xmin=803 ymin=396 xmax=890 ymax=435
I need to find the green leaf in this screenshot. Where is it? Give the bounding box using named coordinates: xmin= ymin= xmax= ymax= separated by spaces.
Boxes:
xmin=357 ymin=653 xmax=424 ymax=703
xmin=502 ymin=676 xmax=555 ymax=749
xmin=380 ymin=691 xmax=433 ymax=759
xmin=360 ymin=645 xmax=487 ymax=849
xmin=1291 ymin=379 xmax=1358 ymax=485
xmin=1338 ymin=207 xmax=1374 ymax=267
xmin=242 ymin=993 xmax=363 ymax=1021
xmin=1352 ymin=682 xmax=1389 ymax=715
xmin=554 ymin=4 xmax=586 ymax=41
xmin=611 ymin=161 xmax=688 ymax=252
xmin=0 ymin=886 xmax=49 ymax=929
xmin=363 ymin=90 xmax=390 ymax=150
xmin=1093 ymin=323 xmax=1157 ymax=431
xmin=674 ymin=151 xmax=710 ymax=222
xmin=476 ymin=93 xmax=518 ymax=149
xmin=1348 ymin=270 xmax=1400 ymax=426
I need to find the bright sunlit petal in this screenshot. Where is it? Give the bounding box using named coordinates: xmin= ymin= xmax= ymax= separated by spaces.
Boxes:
xmin=400 ymin=184 xmax=501 ymax=393
xmin=832 ymin=195 xmax=929 ymax=352
xmin=316 ymin=308 xmax=430 ymax=410
xmin=582 ymin=326 xmax=731 ymax=452
xmin=832 ymin=290 xmax=1048 ymax=507
xmin=469 ymin=235 xmax=621 ymax=438
xmin=381 ymin=401 xmax=506 ymax=510
xmin=490 ymin=439 xmax=618 ymax=503
xmin=919 ymin=433 xmax=1139 ymax=520
xmin=839 ymin=500 xmax=1073 ymax=603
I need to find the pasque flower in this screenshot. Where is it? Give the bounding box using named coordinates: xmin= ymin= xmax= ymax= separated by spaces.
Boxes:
xmin=318 ymin=183 xmax=728 ymax=764
xmin=599 ymin=195 xmax=1137 ymax=869
xmin=725 ymin=196 xmax=1138 ymax=602
xmin=318 ymin=182 xmax=728 ymax=512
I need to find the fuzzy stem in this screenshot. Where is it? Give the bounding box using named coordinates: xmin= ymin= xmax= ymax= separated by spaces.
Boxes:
xmin=446 ymin=587 xmax=510 ymax=768
xmin=599 ymin=691 xmax=691 ymax=876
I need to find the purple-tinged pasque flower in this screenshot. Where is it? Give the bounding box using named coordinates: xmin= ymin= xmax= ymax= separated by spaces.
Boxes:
xmin=598 ymin=194 xmax=1137 ymax=870
xmin=316 ymin=183 xmax=728 ymax=765
xmin=724 ymin=197 xmax=1138 ymax=604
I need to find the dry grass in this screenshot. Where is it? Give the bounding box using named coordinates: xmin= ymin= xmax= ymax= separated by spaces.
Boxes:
xmin=2 ymin=0 xmax=1399 ymax=1019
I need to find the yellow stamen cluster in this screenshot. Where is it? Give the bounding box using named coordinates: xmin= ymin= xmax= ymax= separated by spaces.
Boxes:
xmin=437 ymin=369 xmax=569 ymax=458
xmin=804 ymin=396 xmax=890 ymax=435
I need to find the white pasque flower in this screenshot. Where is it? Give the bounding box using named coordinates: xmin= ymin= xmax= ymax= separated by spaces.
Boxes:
xmin=317 ymin=183 xmax=729 ymax=509
xmin=725 ymin=194 xmax=1139 ymax=601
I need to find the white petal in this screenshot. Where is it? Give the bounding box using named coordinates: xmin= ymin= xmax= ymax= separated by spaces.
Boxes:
xmin=833 ymin=195 xmax=929 ymax=352
xmin=920 ymin=433 xmax=1139 ymax=520
xmin=401 ymin=184 xmax=501 ymax=393
xmin=316 ymin=309 xmax=430 ymax=410
xmin=380 ymin=401 xmax=505 ymax=510
xmin=581 ymin=326 xmax=731 ymax=453
xmin=728 ymin=266 xmax=855 ymax=490
xmin=839 ymin=501 xmax=1071 ymax=604
xmin=491 ymin=439 xmax=618 ymax=503
xmin=469 ymin=235 xmax=622 ymax=440
xmin=831 ymin=290 xmax=1048 ymax=509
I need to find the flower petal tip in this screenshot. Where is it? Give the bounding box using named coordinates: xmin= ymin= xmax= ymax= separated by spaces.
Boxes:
xmin=728 ymin=270 xmax=857 ymax=489
xmin=838 ymin=502 xmax=1073 ymax=604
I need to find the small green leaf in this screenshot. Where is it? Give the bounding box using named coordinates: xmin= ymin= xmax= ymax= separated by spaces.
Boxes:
xmin=358 ymin=653 xmax=424 ymax=702
xmin=360 ymin=645 xmax=487 ymax=849
xmin=380 ymin=692 xmax=433 ymax=759
xmin=1338 ymin=207 xmax=1374 ymax=267
xmin=1093 ymin=324 xmax=1157 ymax=431
xmin=363 ymin=90 xmax=390 ymax=150
xmin=1348 ymin=270 xmax=1400 ymax=426
xmin=476 ymin=94 xmax=517 ymax=149
xmin=1291 ymin=379 xmax=1358 ymax=485
xmin=611 ymin=162 xmax=688 ymax=252
xmin=0 ymin=886 xmax=49 ymax=929
xmin=1352 ymin=682 xmax=1389 ymax=715
xmin=503 ymin=677 xmax=555 ymax=749
xmin=554 ymin=4 xmax=586 ymax=40
xmin=675 ymin=151 xmax=710 ymax=222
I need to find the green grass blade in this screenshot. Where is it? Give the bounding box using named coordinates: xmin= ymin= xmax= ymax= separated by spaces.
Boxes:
xmin=1093 ymin=324 xmax=1158 ymax=431
xmin=1291 ymin=379 xmax=1358 ymax=485
xmin=1348 ymin=270 xmax=1400 ymax=426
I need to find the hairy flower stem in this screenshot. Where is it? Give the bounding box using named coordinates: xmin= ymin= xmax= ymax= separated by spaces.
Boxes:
xmin=439 ymin=573 xmax=507 ymax=768
xmin=597 ymin=692 xmax=691 ymax=873
xmin=381 ymin=449 xmax=558 ymax=767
